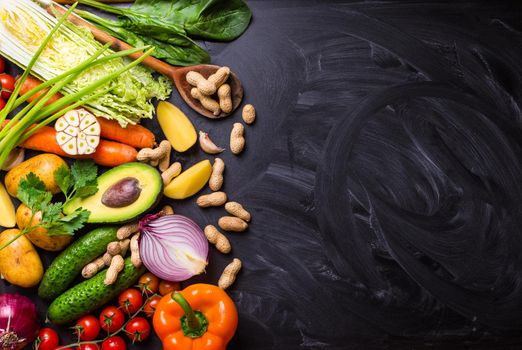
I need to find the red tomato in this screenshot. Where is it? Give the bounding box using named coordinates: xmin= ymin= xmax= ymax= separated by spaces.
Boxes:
xmin=77 ymin=344 xmax=100 ymax=350
xmin=37 ymin=328 xmax=59 ymax=350
xmin=143 ymin=295 xmax=161 ymax=317
xmin=124 ymin=317 xmax=151 ymax=343
xmin=138 ymin=272 xmax=160 ymax=295
xmin=0 ymin=57 xmax=5 ymax=73
xmin=101 ymin=336 xmax=126 ymax=350
xmin=118 ymin=288 xmax=143 ymax=315
xmin=75 ymin=315 xmax=101 ymax=341
xmin=0 ymin=74 xmax=15 ymax=100
xmin=158 ymin=280 xmax=180 ymax=296
xmin=99 ymin=306 xmax=125 ymax=333
xmin=0 ymin=98 xmax=6 ymax=111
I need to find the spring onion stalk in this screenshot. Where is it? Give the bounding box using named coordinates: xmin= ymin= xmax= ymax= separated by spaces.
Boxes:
xmin=0 ymin=46 xmax=155 ymax=168
xmin=0 ymin=2 xmax=78 ymax=128
xmin=0 ymin=0 xmax=171 ymax=126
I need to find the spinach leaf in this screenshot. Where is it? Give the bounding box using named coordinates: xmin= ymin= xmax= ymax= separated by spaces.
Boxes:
xmin=132 ymin=0 xmax=252 ymax=41
xmin=76 ymin=8 xmax=210 ymax=66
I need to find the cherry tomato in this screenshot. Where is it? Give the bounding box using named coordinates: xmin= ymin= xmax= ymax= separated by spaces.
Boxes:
xmin=99 ymin=306 xmax=125 ymax=333
xmin=118 ymin=288 xmax=143 ymax=314
xmin=75 ymin=315 xmax=101 ymax=341
xmin=36 ymin=328 xmax=59 ymax=350
xmin=0 ymin=74 xmax=15 ymax=100
xmin=158 ymin=280 xmax=181 ymax=296
xmin=0 ymin=98 xmax=6 ymax=111
xmin=0 ymin=57 xmax=5 ymax=73
xmin=101 ymin=336 xmax=126 ymax=350
xmin=138 ymin=272 xmax=159 ymax=295
xmin=143 ymin=295 xmax=161 ymax=317
xmin=77 ymin=344 xmax=100 ymax=350
xmin=124 ymin=317 xmax=151 ymax=343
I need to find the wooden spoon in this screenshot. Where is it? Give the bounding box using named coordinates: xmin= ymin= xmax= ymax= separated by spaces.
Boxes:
xmin=46 ymin=3 xmax=243 ymax=119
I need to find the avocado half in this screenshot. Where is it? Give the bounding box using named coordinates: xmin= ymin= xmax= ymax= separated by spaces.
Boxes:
xmin=63 ymin=162 xmax=163 ymax=224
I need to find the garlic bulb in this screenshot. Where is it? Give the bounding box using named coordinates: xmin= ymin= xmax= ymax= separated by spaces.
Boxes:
xmin=55 ymin=109 xmax=100 ymax=155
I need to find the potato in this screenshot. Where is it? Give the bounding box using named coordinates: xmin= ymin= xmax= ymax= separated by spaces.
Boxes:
xmin=0 ymin=229 xmax=43 ymax=288
xmin=164 ymin=160 xmax=212 ymax=199
xmin=5 ymin=154 xmax=68 ymax=197
xmin=157 ymin=101 xmax=197 ymax=152
xmin=16 ymin=204 xmax=73 ymax=251
xmin=0 ymin=182 xmax=15 ymax=228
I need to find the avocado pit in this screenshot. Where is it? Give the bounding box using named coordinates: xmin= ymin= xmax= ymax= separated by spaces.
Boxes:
xmin=102 ymin=177 xmax=141 ymax=208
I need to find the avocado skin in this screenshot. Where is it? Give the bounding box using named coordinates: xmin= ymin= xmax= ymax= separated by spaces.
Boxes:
xmin=48 ymin=257 xmax=145 ymax=325
xmin=38 ymin=227 xmax=118 ymax=300
xmin=63 ymin=162 xmax=163 ymax=224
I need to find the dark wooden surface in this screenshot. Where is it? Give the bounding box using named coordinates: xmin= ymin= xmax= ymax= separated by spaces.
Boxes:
xmin=3 ymin=1 xmax=522 ymax=349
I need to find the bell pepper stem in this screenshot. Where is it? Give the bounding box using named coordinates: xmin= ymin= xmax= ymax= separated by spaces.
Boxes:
xmin=172 ymin=291 xmax=209 ymax=338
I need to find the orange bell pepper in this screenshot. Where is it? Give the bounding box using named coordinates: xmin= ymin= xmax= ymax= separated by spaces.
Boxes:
xmin=153 ymin=284 xmax=238 ymax=350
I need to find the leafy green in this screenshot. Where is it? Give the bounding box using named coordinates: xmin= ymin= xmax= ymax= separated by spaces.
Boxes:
xmin=17 ymin=171 xmax=91 ymax=236
xmin=75 ymin=9 xmax=210 ymax=66
xmin=55 ymin=160 xmax=99 ymax=203
xmin=132 ymin=0 xmax=252 ymax=41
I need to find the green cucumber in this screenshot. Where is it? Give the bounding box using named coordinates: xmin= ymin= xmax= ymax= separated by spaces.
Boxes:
xmin=38 ymin=226 xmax=118 ymax=300
xmin=48 ymin=257 xmax=145 ymax=325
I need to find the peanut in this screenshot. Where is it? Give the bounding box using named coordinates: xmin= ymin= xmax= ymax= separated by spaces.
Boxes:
xmin=104 ymin=255 xmax=125 ymax=286
xmin=82 ymin=257 xmax=105 ymax=279
xmin=199 ymin=131 xmax=224 ymax=155
xmin=186 ymin=71 xmax=216 ymax=96
xmin=102 ymin=252 xmax=113 ymax=266
xmin=230 ymin=123 xmax=245 ymax=155
xmin=117 ymin=222 xmax=139 ymax=240
xmin=131 ymin=233 xmax=142 ymax=268
xmin=209 ymin=158 xmax=225 ymax=191
xmin=218 ymin=258 xmax=242 ymax=290
xmin=120 ymin=239 xmax=131 ymax=257
xmin=158 ymin=146 xmax=172 ymax=172
xmin=208 ymin=66 xmax=230 ymax=88
xmin=217 ymin=84 xmax=233 ymax=114
xmin=197 ymin=191 xmax=227 ymax=207
xmin=158 ymin=205 xmax=175 ymax=216
xmin=137 ymin=140 xmax=171 ymax=163
xmin=191 ymin=88 xmax=221 ymax=116
xmin=225 ymin=202 xmax=251 ymax=222
xmin=107 ymin=241 xmax=122 ymax=256
xmin=242 ymin=104 xmax=256 ymax=124
xmin=161 ymin=162 xmax=182 ymax=186
xmin=204 ymin=225 xmax=231 ymax=254
xmin=218 ymin=216 xmax=248 ymax=232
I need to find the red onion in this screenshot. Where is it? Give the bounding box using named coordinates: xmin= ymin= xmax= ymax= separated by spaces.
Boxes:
xmin=139 ymin=214 xmax=209 ymax=282
xmin=0 ymin=294 xmax=39 ymax=350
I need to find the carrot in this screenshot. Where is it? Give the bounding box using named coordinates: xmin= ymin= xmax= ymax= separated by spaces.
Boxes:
xmin=20 ymin=125 xmax=137 ymax=167
xmin=17 ymin=75 xmax=63 ymax=106
xmin=97 ymin=117 xmax=155 ymax=149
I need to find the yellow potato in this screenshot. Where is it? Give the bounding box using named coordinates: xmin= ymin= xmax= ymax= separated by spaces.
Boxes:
xmin=16 ymin=204 xmax=73 ymax=252
xmin=0 ymin=183 xmax=15 ymax=228
xmin=164 ymin=160 xmax=212 ymax=199
xmin=0 ymin=229 xmax=43 ymax=288
xmin=5 ymin=154 xmax=68 ymax=197
xmin=157 ymin=101 xmax=197 ymax=152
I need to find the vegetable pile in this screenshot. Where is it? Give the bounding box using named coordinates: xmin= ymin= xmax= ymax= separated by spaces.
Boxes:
xmin=0 ymin=1 xmax=256 ymax=349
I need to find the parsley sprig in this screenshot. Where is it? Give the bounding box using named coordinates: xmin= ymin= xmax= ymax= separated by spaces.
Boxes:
xmin=0 ymin=160 xmax=99 ymax=251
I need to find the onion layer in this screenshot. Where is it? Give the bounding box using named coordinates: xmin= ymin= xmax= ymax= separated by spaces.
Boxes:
xmin=139 ymin=214 xmax=209 ymax=282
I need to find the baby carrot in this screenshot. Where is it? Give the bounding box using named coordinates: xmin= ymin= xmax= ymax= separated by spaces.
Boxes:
xmin=97 ymin=117 xmax=155 ymax=149
xmin=20 ymin=126 xmax=137 ymax=167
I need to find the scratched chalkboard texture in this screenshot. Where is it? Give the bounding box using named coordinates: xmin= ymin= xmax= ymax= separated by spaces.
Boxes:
xmin=3 ymin=1 xmax=522 ymax=349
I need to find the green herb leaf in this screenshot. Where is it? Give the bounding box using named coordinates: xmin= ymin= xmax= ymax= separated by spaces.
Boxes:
xmin=45 ymin=209 xmax=90 ymax=236
xmin=71 ymin=160 xmax=98 ymax=189
xmin=17 ymin=173 xmax=52 ymax=211
xmin=54 ymin=165 xmax=72 ymax=195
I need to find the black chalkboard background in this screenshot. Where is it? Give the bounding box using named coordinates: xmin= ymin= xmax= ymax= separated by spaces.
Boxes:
xmin=4 ymin=1 xmax=522 ymax=349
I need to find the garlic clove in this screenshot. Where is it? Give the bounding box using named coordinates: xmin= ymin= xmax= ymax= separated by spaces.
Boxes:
xmin=1 ymin=148 xmax=25 ymax=171
xmin=56 ymin=131 xmax=73 ymax=145
xmin=199 ymin=131 xmax=225 ymax=154
xmin=86 ymin=135 xmax=100 ymax=149
xmin=65 ymin=126 xmax=79 ymax=137
xmin=62 ymin=138 xmax=78 ymax=155
xmin=55 ymin=118 xmax=68 ymax=132
xmin=64 ymin=110 xmax=80 ymax=127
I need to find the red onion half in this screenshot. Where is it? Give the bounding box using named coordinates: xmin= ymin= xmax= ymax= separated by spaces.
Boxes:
xmin=0 ymin=294 xmax=39 ymax=350
xmin=139 ymin=214 xmax=209 ymax=282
